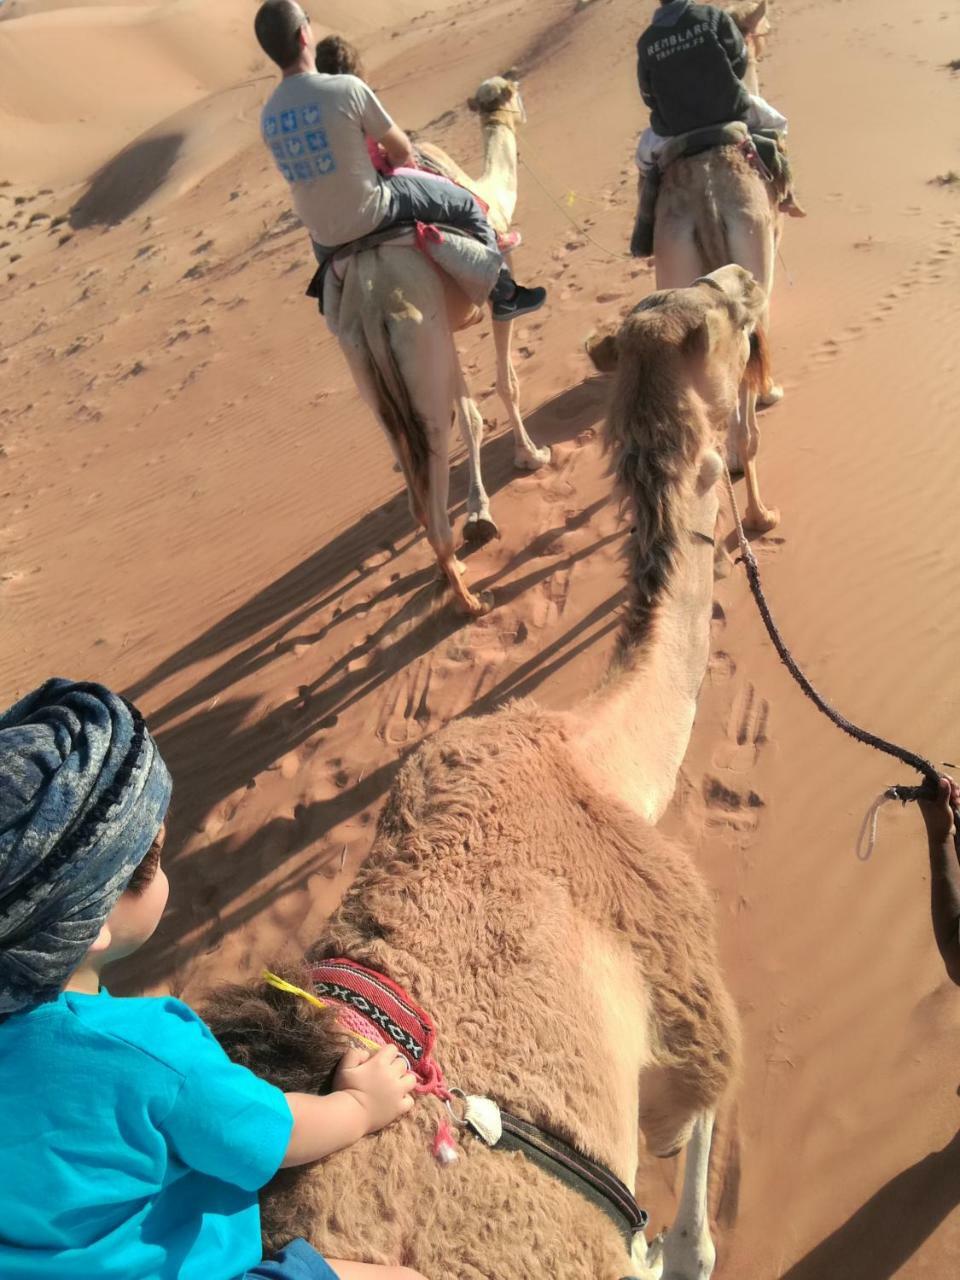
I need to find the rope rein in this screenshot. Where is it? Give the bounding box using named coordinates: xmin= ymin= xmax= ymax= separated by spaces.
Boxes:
xmin=517 ymin=153 xmax=629 ymax=263
xmin=720 ymin=463 xmax=956 ymax=854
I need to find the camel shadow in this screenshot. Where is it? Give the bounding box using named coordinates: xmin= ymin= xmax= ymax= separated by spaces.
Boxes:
xmin=778 ymin=1129 xmax=960 ymax=1280
xmin=117 ymin=519 xmax=621 ymax=990
xmin=126 ymin=376 xmax=608 ymax=729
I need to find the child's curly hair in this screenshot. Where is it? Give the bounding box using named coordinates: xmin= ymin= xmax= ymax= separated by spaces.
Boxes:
xmin=127 ymin=825 xmax=164 ymax=896
xmin=314 ymin=34 xmax=365 ymax=79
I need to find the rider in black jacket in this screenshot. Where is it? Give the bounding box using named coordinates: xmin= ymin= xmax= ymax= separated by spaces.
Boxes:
xmin=637 ymin=0 xmax=752 ymax=138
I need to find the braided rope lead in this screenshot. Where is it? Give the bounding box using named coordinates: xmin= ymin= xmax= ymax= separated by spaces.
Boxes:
xmin=721 ymin=464 xmax=942 ymax=818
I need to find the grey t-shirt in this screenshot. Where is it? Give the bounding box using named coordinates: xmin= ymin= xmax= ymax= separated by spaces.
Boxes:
xmin=260 ymin=72 xmax=394 ymax=248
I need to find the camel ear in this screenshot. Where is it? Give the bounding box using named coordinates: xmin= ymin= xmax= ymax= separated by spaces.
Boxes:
xmin=585 ymin=330 xmax=619 ymax=373
xmin=732 ymin=0 xmax=768 ymax=35
xmin=467 ymin=96 xmax=480 ymax=113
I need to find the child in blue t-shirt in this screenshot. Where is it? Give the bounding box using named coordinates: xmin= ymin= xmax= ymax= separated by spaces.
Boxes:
xmin=0 ymin=679 xmax=428 ymax=1280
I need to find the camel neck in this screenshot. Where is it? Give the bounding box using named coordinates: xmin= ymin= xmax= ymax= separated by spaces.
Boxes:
xmin=572 ymin=397 xmax=718 ymax=824
xmin=476 ymin=121 xmax=518 ymax=226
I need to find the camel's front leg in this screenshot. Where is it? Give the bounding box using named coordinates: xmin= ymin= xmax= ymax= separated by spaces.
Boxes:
xmin=454 ymin=368 xmax=498 ymax=544
xmin=737 ymin=385 xmax=779 ymax=533
xmin=492 ymin=318 xmax=551 ymax=470
xmin=660 ymin=1111 xmax=717 ymax=1280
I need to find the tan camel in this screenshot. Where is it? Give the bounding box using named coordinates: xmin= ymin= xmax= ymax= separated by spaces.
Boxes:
xmin=650 ymin=0 xmax=782 ymax=532
xmin=337 ymin=75 xmax=548 ymax=618
xmin=204 ymin=265 xmax=769 ymax=1280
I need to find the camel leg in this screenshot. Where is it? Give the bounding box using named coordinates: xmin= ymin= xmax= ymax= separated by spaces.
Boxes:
xmin=660 ymin=1112 xmax=718 ymax=1280
xmin=653 ymin=230 xmax=704 ymax=291
xmin=492 ymin=318 xmax=551 ymax=471
xmin=454 ymin=368 xmax=499 ymax=544
xmin=738 ymin=383 xmax=779 ymax=533
xmin=423 ymin=432 xmax=485 ymax=617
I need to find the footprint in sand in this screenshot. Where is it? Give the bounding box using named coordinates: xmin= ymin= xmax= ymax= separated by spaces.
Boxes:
xmin=376 ymin=656 xmax=434 ymax=746
xmin=713 ymin=681 xmax=770 ymax=775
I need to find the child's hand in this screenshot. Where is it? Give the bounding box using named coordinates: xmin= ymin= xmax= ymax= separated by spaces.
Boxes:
xmin=333 ymin=1045 xmax=417 ymax=1135
xmin=918 ymin=777 xmax=960 ymax=848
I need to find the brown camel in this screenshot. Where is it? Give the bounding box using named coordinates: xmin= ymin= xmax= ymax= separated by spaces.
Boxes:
xmin=204 ymin=265 xmax=769 ymax=1280
xmin=650 ymin=0 xmax=783 ymax=532
xmin=337 ymin=75 xmax=548 ymax=618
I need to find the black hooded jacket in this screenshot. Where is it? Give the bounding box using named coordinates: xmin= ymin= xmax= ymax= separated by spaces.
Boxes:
xmin=637 ymin=1 xmax=752 ymax=137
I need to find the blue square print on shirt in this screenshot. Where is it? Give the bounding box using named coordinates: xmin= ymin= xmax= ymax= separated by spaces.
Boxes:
xmin=286 ymin=136 xmax=305 ymax=157
xmin=305 ymin=130 xmax=329 ymax=153
xmin=314 ymin=153 xmax=336 ymax=176
xmin=280 ymin=110 xmax=298 ymax=133
xmin=301 ymin=104 xmax=322 ymax=128
xmin=263 ymin=115 xmax=278 ymax=138
xmin=279 ymin=163 xmax=294 ymax=181
xmin=293 ymin=160 xmax=312 ymax=181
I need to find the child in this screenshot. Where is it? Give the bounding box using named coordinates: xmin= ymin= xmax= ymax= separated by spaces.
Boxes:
xmin=918 ymin=776 xmax=960 ymax=985
xmin=635 ymin=1 xmax=805 ymax=217
xmin=0 ymin=678 xmax=428 ymax=1280
xmin=254 ymin=1 xmax=541 ymax=320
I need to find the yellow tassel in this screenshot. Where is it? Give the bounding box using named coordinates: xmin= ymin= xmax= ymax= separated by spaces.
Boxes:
xmin=261 ymin=970 xmax=384 ymax=1055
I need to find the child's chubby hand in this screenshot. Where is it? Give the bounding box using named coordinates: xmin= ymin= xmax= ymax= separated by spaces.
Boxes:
xmin=918 ymin=776 xmax=960 ymax=849
xmin=333 ymin=1045 xmax=417 ymax=1135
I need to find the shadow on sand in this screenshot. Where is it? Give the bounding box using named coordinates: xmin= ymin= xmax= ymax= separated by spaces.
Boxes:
xmin=778 ymin=1129 xmax=960 ymax=1280
xmin=70 ymin=133 xmax=183 ymax=229
xmin=116 ymin=377 xmax=613 ymax=989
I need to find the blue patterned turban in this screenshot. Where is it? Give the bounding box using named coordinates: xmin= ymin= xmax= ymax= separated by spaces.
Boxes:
xmin=0 ymin=679 xmax=172 ymax=1015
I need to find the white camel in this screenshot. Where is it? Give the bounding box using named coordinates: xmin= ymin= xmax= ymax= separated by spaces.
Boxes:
xmin=337 ymin=75 xmax=548 ymax=617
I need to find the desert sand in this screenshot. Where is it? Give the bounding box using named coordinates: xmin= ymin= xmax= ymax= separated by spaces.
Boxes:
xmin=2 ymin=0 xmax=960 ymax=1274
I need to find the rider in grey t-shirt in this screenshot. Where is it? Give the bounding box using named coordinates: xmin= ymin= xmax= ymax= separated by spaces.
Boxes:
xmin=254 ymin=1 xmax=547 ymax=322
xmin=260 ymin=72 xmax=393 ymax=250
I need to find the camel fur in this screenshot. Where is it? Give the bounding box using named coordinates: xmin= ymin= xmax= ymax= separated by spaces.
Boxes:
xmin=203 ymin=266 xmax=768 ymax=1280
xmin=336 ymin=75 xmax=548 ymax=618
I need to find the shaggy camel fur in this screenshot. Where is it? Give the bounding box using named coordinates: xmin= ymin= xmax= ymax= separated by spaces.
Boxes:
xmin=203 ymin=266 xmax=768 ymax=1280
xmin=337 ymin=75 xmax=548 ymax=618
xmin=650 ymin=0 xmax=782 ymax=533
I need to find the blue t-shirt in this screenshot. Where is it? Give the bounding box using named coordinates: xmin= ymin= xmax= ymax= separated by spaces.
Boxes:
xmin=0 ymin=990 xmax=293 ymax=1280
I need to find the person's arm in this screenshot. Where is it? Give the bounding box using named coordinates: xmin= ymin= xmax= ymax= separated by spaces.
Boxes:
xmin=716 ymin=10 xmax=750 ymax=81
xmin=637 ymin=43 xmax=657 ymax=114
xmin=918 ymin=777 xmax=960 ymax=985
xmin=281 ymin=1045 xmax=417 ymax=1168
xmin=378 ymin=123 xmax=416 ymax=171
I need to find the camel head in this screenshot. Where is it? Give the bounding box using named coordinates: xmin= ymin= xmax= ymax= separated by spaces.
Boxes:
xmin=728 ymin=0 xmax=771 ymax=57
xmin=587 ymin=264 xmax=765 ymax=510
xmin=467 ymin=72 xmax=524 ymax=127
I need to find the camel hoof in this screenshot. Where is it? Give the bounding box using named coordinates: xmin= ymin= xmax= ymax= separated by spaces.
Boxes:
xmin=455 ymin=588 xmax=493 ymax=618
xmin=514 ymin=445 xmax=551 ymax=472
xmin=758 ymin=383 xmax=784 ymax=408
xmin=463 ymin=514 xmax=500 ymax=544
xmin=745 ymin=506 xmax=781 ymax=534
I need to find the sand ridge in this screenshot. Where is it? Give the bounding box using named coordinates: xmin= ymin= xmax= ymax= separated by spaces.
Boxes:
xmin=2 ymin=0 xmax=960 ymax=1275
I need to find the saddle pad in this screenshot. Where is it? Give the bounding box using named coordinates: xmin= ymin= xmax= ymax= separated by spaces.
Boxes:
xmin=310 ymin=958 xmax=449 ymax=1097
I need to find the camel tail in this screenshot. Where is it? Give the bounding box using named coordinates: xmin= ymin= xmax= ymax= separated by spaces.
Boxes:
xmin=352 ymin=257 xmax=432 ymax=521
xmin=745 ymin=325 xmax=771 ymax=396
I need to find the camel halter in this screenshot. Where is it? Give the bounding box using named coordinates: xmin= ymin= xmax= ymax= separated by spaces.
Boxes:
xmin=721 ymin=462 xmax=958 ymax=857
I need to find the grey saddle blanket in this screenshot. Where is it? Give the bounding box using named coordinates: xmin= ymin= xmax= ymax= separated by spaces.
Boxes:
xmin=306 ymin=221 xmax=500 ymax=337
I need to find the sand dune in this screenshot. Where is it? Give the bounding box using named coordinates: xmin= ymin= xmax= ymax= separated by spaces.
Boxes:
xmin=2 ymin=0 xmax=960 ymax=1275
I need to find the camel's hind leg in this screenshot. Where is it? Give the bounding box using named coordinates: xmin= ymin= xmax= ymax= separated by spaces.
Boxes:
xmin=492 ymin=318 xmax=550 ymax=471
xmin=454 ymin=368 xmax=498 ymax=544
xmin=422 ymin=413 xmax=485 ymax=617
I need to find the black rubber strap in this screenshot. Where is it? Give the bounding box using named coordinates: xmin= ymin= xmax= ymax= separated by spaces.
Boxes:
xmin=495 ymin=1111 xmax=648 ymax=1247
